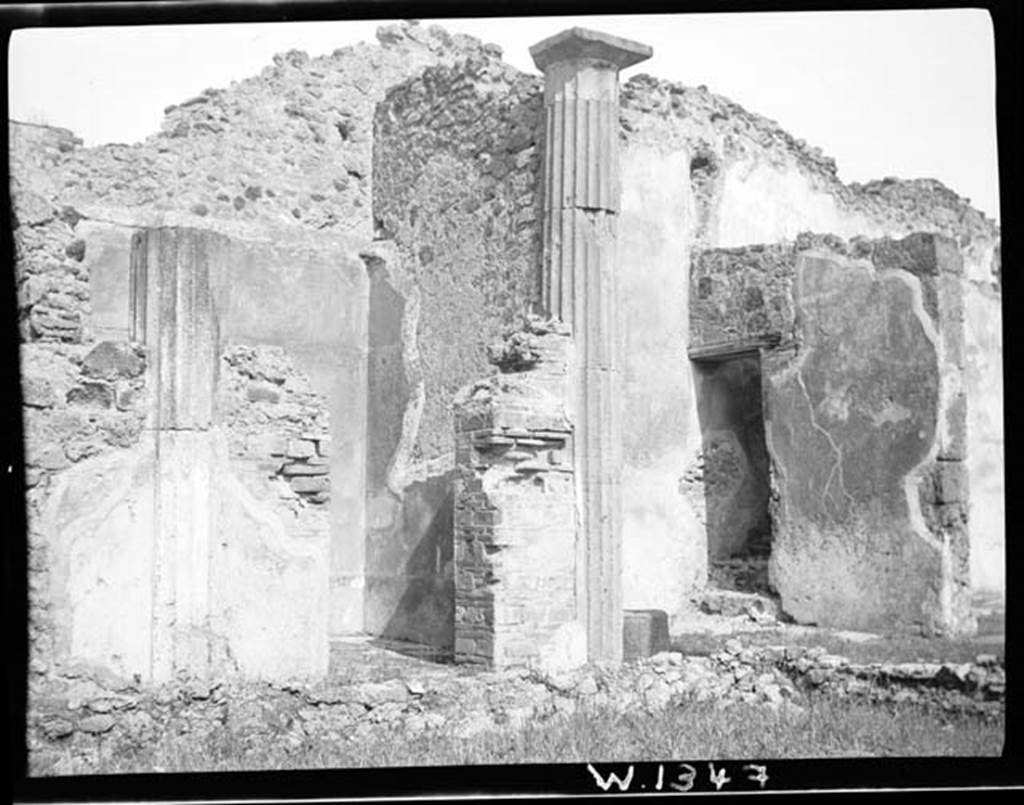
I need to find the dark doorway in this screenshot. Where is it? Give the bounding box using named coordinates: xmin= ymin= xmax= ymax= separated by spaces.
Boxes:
xmin=693 ymin=353 xmax=773 ymax=594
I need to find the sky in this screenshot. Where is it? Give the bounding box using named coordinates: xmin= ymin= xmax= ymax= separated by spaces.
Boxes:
xmin=7 ymin=9 xmax=1001 ymax=222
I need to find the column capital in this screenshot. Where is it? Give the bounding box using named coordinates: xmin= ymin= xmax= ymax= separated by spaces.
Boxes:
xmin=530 ymin=27 xmax=652 ymax=73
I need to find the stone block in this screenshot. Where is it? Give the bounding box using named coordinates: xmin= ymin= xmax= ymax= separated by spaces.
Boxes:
xmin=66 ymin=382 xmax=114 ymax=410
xmin=263 ymin=435 xmax=287 ymax=456
xmin=286 ymin=439 xmax=316 ymax=459
xmin=22 ymin=376 xmax=58 ymax=408
xmin=622 ymin=609 xmax=669 ymax=661
xmin=246 ymin=381 xmax=281 ymax=404
xmin=81 ymin=341 xmax=145 ymax=381
xmin=33 ymin=444 xmax=70 ymax=471
xmin=281 ymin=462 xmax=329 ymax=477
xmin=291 ymin=475 xmax=329 ymax=494
xmin=113 ymin=382 xmax=141 ymax=412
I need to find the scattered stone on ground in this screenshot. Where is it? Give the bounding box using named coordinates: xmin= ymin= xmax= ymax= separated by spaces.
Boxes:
xmin=27 ymin=631 xmax=1005 ymax=774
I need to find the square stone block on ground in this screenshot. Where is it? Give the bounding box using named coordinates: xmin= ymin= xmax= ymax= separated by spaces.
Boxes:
xmin=623 ymin=609 xmax=669 ymax=661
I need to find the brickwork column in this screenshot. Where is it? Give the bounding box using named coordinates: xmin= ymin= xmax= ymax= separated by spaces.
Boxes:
xmin=530 ymin=28 xmax=651 ymax=662
xmin=452 ymin=321 xmax=579 ymax=668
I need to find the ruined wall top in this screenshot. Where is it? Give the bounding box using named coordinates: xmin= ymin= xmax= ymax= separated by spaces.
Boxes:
xmin=9 ymin=20 xmax=1000 ymax=250
xmin=7 ymin=21 xmax=500 ymax=239
xmin=618 ymin=73 xmax=1000 ymax=246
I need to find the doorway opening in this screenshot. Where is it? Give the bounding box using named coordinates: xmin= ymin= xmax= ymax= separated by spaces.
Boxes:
xmin=692 ymin=352 xmax=774 ymax=596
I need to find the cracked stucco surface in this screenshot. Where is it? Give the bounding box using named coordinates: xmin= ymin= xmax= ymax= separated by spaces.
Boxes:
xmin=764 ymin=250 xmax=967 ymax=634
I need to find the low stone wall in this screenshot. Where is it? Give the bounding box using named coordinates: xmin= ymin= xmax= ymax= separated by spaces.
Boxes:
xmin=772 ymin=645 xmax=1005 ymax=710
xmin=26 ymin=635 xmax=1003 ymax=775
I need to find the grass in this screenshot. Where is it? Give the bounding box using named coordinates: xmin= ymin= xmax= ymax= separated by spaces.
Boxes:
xmin=33 ymin=695 xmax=1003 ymax=775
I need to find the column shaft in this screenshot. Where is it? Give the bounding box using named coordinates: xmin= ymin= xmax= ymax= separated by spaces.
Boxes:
xmin=532 ymin=30 xmax=651 ymax=662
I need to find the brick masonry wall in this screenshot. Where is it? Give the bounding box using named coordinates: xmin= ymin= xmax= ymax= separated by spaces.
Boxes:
xmin=452 ymin=323 xmax=580 ymax=668
xmin=217 ymin=344 xmax=332 ymax=533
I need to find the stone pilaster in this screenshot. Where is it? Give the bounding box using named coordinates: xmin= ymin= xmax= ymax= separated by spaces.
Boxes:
xmin=143 ymin=228 xmax=228 ymax=680
xmin=530 ymin=29 xmax=652 ymax=662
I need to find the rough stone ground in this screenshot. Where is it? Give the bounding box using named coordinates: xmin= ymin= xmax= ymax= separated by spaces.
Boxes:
xmin=26 ymin=609 xmax=1004 ymax=775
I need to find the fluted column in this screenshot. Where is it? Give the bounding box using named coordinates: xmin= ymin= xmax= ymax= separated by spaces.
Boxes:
xmin=143 ymin=228 xmax=227 ymax=680
xmin=530 ymin=29 xmax=652 ymax=662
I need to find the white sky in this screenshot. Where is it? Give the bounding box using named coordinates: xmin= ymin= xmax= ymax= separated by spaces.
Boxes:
xmin=7 ymin=9 xmax=1001 ymax=221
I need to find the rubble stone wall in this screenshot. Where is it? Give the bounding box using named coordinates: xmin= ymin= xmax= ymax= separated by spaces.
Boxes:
xmin=364 ymin=54 xmax=544 ymax=647
xmin=8 ymin=23 xmax=499 ymax=239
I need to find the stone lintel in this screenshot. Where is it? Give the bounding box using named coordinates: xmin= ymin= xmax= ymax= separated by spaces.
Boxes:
xmin=530 ymin=27 xmax=653 ymax=72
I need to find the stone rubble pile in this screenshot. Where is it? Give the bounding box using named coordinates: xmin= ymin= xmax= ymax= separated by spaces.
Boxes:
xmin=28 ymin=637 xmax=1004 ymax=772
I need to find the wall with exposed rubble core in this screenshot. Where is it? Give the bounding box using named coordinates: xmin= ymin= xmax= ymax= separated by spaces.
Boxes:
xmin=12 ymin=188 xmax=370 ymax=676
xmin=11 ymin=20 xmax=1001 ymax=664
xmin=364 ymin=54 xmax=544 ymax=648
xmin=8 ymin=21 xmax=514 ymax=670
xmin=363 ymin=43 xmax=1001 ymax=631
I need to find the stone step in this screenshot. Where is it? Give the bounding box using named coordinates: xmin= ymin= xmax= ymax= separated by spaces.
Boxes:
xmin=708 ymin=555 xmax=771 ymax=594
xmin=698 ymin=589 xmax=781 ymax=620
